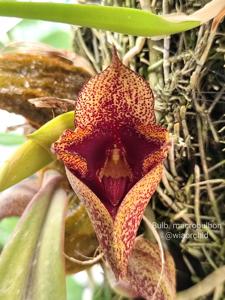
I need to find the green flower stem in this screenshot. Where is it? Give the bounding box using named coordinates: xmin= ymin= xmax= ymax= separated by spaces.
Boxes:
xmin=0 ymin=1 xmax=200 ymax=37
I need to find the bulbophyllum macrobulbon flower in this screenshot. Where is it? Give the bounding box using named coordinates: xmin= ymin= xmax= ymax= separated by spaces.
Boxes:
xmin=53 ymin=50 xmax=169 ymax=279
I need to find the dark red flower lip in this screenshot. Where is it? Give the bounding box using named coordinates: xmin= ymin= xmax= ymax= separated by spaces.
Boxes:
xmin=59 ymin=123 xmax=168 ymax=218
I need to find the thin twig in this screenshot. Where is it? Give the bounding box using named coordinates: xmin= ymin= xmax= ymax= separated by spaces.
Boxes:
xmin=64 ymin=252 xmax=104 ymax=266
xmin=194 ymin=165 xmax=201 ymax=225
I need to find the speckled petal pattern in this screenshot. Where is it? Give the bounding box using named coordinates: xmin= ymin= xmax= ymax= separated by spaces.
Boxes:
xmin=66 ymin=163 xmax=164 ymax=279
xmin=75 ymin=51 xmax=155 ymax=129
xmin=127 ymin=237 xmax=176 ymax=300
xmin=113 ymin=163 xmax=163 ymax=278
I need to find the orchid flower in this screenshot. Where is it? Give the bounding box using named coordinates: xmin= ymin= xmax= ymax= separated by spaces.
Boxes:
xmin=53 ymin=50 xmax=169 ymax=279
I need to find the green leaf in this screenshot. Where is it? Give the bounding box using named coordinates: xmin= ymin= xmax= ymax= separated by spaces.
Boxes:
xmin=0 ymin=133 xmax=25 ymax=146
xmin=26 ymin=180 xmax=67 ymax=300
xmin=0 ymin=111 xmax=74 ymax=192
xmin=0 ymin=1 xmax=202 ymax=37
xmin=0 ymin=139 xmax=52 ymax=192
xmin=28 ymin=111 xmax=74 ymax=150
xmin=0 ymin=217 xmax=18 ymax=247
xmin=0 ymin=171 xmax=67 ymax=300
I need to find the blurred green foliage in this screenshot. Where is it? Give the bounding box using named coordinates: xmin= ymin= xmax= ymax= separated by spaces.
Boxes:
xmin=93 ymin=281 xmax=112 ymax=300
xmin=66 ymin=276 xmax=83 ymax=300
xmin=0 ymin=132 xmax=25 ymax=145
xmin=8 ymin=19 xmax=73 ymax=50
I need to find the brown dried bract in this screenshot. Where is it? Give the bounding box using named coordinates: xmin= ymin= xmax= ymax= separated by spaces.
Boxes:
xmin=0 ymin=43 xmax=94 ymax=127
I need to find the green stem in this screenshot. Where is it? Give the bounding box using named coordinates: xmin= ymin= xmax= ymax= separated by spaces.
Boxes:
xmin=0 ymin=1 xmax=200 ymax=37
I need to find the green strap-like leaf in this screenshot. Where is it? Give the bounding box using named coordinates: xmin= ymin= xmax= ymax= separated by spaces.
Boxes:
xmin=26 ymin=184 xmax=68 ymax=300
xmin=0 ymin=1 xmax=201 ymax=37
xmin=0 ymin=171 xmax=67 ymax=300
xmin=0 ymin=140 xmax=52 ymax=192
xmin=0 ymin=111 xmax=74 ymax=192
xmin=28 ymin=110 xmax=74 ymax=149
